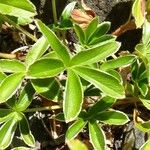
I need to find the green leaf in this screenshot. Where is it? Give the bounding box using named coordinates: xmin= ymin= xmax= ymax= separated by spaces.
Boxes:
xmin=70 ymin=41 xmax=120 ymax=66
xmin=140 ymin=95 xmax=150 ymax=110
xmin=67 ymin=139 xmax=88 ymax=150
xmin=25 ymin=36 xmax=49 ymax=67
xmin=138 ymin=82 xmax=148 ymax=96
xmin=66 ymin=118 xmax=87 ymax=140
xmin=0 ymin=73 xmax=24 ymax=103
xmin=132 ymin=0 xmax=145 ymax=28
xmin=73 ymin=66 xmax=125 ymax=99
xmin=19 ymin=114 xmax=35 ymax=147
xmin=60 ymin=1 xmax=76 ymax=28
xmin=0 ymin=118 xmax=17 ymax=149
xmin=88 ymin=96 xmax=116 ymax=119
xmin=74 ymin=24 xmax=85 ymax=45
xmin=140 ymin=138 xmax=150 ymax=150
xmin=89 ymin=122 xmax=105 ymax=150
xmin=100 ymin=55 xmax=136 ymax=70
xmin=0 ymin=72 xmax=6 ymax=84
xmin=142 ymin=20 xmax=150 ymax=45
xmin=95 ymin=110 xmax=129 ymax=125
xmin=89 ymin=34 xmax=116 ymax=45
xmin=0 ymin=109 xmax=13 ymax=123
xmin=12 ymin=147 xmax=30 ymax=150
xmin=85 ymin=17 xmax=99 ymax=43
xmin=15 ymin=82 xmax=35 ymax=112
xmin=88 ymin=21 xmax=111 ymax=43
xmin=35 ymin=20 xmax=70 ymax=66
xmin=134 ymin=119 xmax=150 ymax=132
xmin=31 ymin=78 xmax=60 ymax=101
xmin=27 ymin=58 xmax=65 ymax=79
xmin=64 ymin=69 xmax=83 ymax=122
xmin=0 ymin=0 xmax=36 ymax=20
xmin=106 ymin=69 xmax=122 ymax=83
xmin=0 ymin=59 xmax=26 ymax=73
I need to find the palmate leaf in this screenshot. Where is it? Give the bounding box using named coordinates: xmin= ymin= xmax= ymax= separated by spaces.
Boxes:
xmin=19 ymin=114 xmax=35 ymax=147
xmin=35 ymin=20 xmax=71 ymax=66
xmin=0 ymin=0 xmax=36 ymax=22
xmin=70 ymin=41 xmax=120 ymax=66
xmin=25 ymin=36 xmax=49 ymax=68
xmin=0 ymin=73 xmax=24 ymax=103
xmin=27 ymin=58 xmax=65 ymax=79
xmin=0 ymin=118 xmax=18 ymax=149
xmin=89 ymin=122 xmax=105 ymax=150
xmin=66 ymin=118 xmax=87 ymax=140
xmin=0 ymin=59 xmax=26 ymax=73
xmin=73 ymin=66 xmax=125 ymax=99
xmin=64 ymin=69 xmax=83 ymax=122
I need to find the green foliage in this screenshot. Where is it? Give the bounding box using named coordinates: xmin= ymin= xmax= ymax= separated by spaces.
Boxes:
xmin=0 ymin=0 xmax=150 ymax=149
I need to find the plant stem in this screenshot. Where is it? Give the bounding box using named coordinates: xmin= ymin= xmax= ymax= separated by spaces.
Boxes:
xmin=25 ymin=105 xmax=62 ymax=113
xmin=52 ymin=0 xmax=58 ymax=24
xmin=0 ymin=52 xmax=16 ymax=59
xmin=0 ymin=14 xmax=37 ymax=42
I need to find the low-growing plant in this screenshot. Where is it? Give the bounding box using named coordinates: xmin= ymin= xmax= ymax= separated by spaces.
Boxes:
xmin=0 ymin=0 xmax=150 ymax=149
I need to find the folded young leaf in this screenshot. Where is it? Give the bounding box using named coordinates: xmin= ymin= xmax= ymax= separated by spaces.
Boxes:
xmin=88 ymin=21 xmax=111 ymax=43
xmin=0 ymin=59 xmax=26 ymax=73
xmin=27 ymin=58 xmax=65 ymax=79
xmin=0 ymin=72 xmax=6 ymax=84
xmin=100 ymin=55 xmax=136 ymax=71
xmin=64 ymin=69 xmax=83 ymax=122
xmin=15 ymin=82 xmax=35 ymax=112
xmin=66 ymin=118 xmax=87 ymax=140
xmin=0 ymin=118 xmax=17 ymax=149
xmin=25 ymin=36 xmax=49 ymax=68
xmin=35 ymin=20 xmax=71 ymax=66
xmin=60 ymin=1 xmax=76 ymax=28
xmin=70 ymin=41 xmax=120 ymax=66
xmin=85 ymin=17 xmax=99 ymax=43
xmin=0 ymin=73 xmax=24 ymax=103
xmin=95 ymin=110 xmax=129 ymax=125
xmin=19 ymin=114 xmax=35 ymax=147
xmin=74 ymin=24 xmax=85 ymax=44
xmin=88 ymin=96 xmax=116 ymax=119
xmin=0 ymin=0 xmax=36 ymax=19
xmin=73 ymin=66 xmax=125 ymax=99
xmin=89 ymin=122 xmax=105 ymax=150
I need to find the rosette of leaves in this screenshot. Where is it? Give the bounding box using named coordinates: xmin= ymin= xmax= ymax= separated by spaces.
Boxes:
xmin=65 ymin=96 xmax=129 ymax=150
xmin=0 ymin=80 xmax=35 ymax=149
